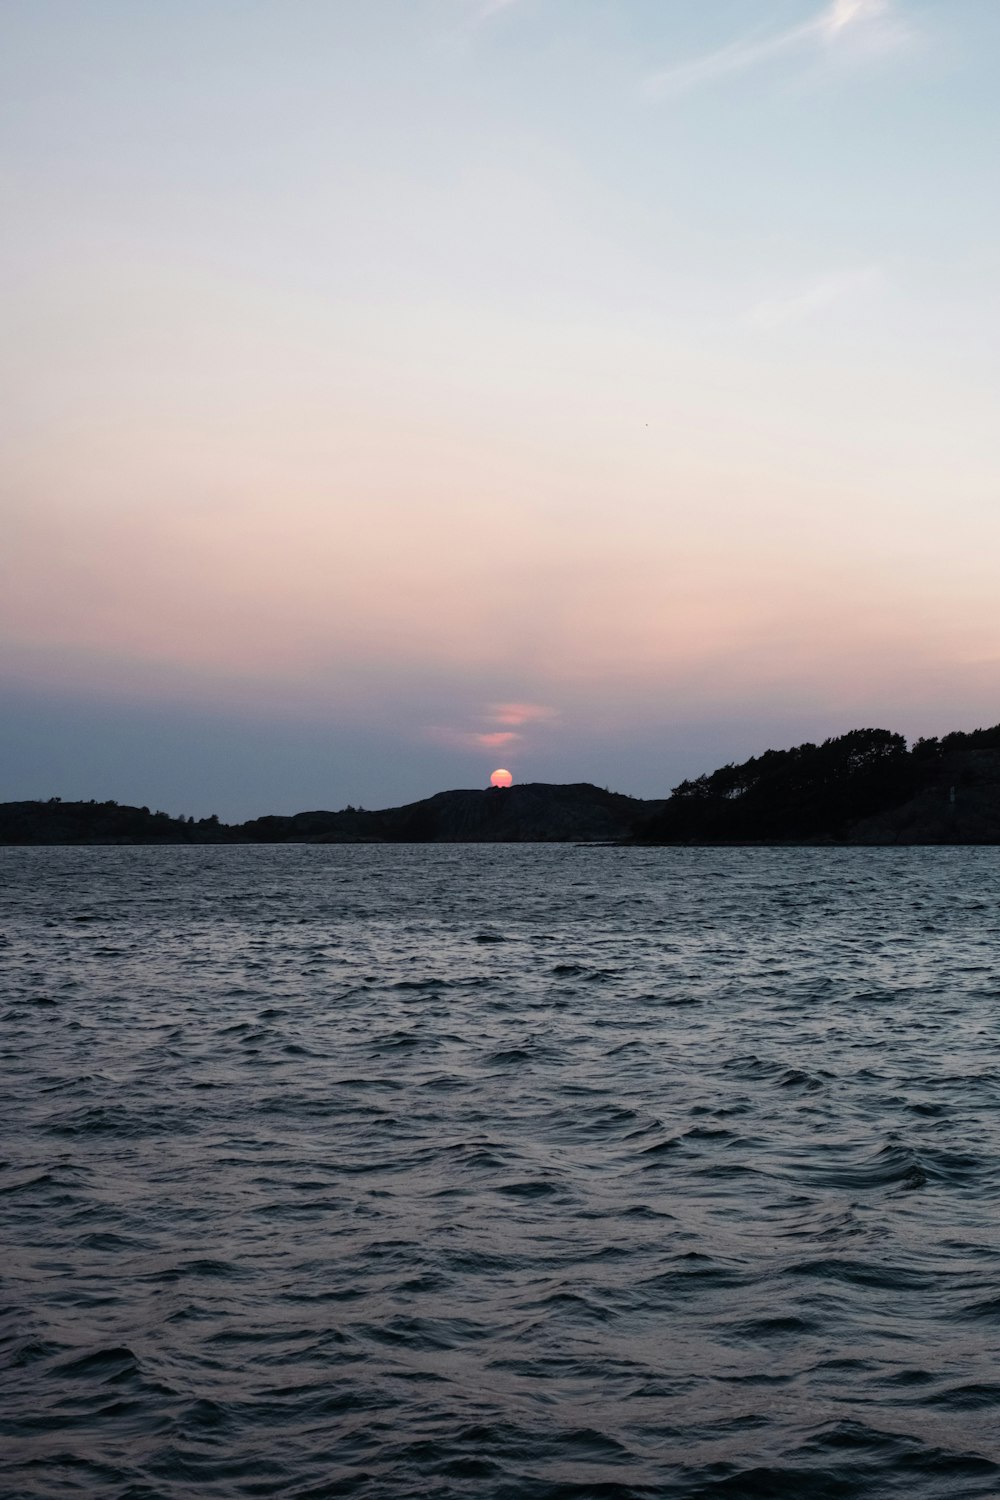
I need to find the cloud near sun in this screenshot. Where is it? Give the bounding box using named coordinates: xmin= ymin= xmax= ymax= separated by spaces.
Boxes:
xmin=488 ymin=703 xmax=558 ymax=728
xmin=424 ymin=703 xmax=558 ymax=753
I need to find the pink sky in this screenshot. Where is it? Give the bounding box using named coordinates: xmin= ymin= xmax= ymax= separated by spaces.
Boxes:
xmin=3 ymin=1 xmax=999 ymax=813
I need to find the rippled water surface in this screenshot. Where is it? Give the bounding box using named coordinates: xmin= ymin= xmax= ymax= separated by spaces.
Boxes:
xmin=3 ymin=845 xmax=1000 ymax=1499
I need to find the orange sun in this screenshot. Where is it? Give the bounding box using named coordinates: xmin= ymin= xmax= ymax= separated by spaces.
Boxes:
xmin=490 ymin=768 xmax=513 ymax=788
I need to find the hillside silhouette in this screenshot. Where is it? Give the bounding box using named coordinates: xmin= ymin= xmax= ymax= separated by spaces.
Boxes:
xmin=0 ymin=800 xmax=229 ymax=845
xmin=240 ymin=782 xmax=655 ymax=844
xmin=632 ymin=724 xmax=1000 ymax=844
xmin=5 ymin=723 xmax=1000 ymax=845
xmin=0 ymin=784 xmax=658 ymax=846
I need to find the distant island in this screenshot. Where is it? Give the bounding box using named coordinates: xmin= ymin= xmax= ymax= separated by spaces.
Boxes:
xmin=0 ymin=782 xmax=657 ymax=846
xmin=4 ymin=723 xmax=1000 ymax=845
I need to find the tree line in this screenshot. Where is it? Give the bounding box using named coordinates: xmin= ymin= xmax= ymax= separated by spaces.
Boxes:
xmin=633 ymin=723 xmax=1000 ymax=843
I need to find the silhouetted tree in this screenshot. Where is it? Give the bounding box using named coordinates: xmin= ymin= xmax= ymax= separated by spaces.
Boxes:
xmin=639 ymin=728 xmax=915 ymax=841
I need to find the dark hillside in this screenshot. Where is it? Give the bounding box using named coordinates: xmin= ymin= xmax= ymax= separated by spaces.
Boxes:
xmin=631 ymin=725 xmax=1000 ymax=845
xmin=1 ymin=784 xmax=662 ymax=845
xmin=240 ymin=783 xmax=659 ymax=844
xmin=851 ymin=746 xmax=1000 ymax=844
xmin=0 ymin=799 xmax=227 ymax=845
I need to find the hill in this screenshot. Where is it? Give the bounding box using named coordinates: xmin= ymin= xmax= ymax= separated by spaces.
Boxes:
xmin=631 ymin=725 xmax=1000 ymax=845
xmin=0 ymin=799 xmax=228 ymax=845
xmin=0 ymin=784 xmax=660 ymax=846
xmin=242 ymin=782 xmax=659 ymax=843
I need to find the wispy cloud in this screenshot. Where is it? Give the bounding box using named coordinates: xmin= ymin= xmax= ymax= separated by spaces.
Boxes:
xmin=424 ymin=726 xmax=521 ymax=750
xmin=746 ymin=265 xmax=883 ymax=330
xmin=488 ymin=702 xmax=557 ymax=727
xmin=644 ymin=0 xmax=910 ymax=98
xmin=440 ymin=0 xmax=524 ymax=49
xmin=476 ymin=729 xmax=521 ymax=747
xmin=466 ymin=0 xmax=523 ymax=25
xmin=423 ymin=701 xmax=557 ymax=754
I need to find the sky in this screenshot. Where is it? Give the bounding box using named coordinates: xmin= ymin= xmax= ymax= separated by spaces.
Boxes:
xmin=2 ymin=0 xmax=999 ymax=819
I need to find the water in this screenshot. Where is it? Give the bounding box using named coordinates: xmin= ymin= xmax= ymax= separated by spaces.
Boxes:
xmin=2 ymin=845 xmax=1000 ymax=1499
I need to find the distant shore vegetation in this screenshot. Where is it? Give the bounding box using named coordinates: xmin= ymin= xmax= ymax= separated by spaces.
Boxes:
xmin=3 ymin=722 xmax=1000 ymax=845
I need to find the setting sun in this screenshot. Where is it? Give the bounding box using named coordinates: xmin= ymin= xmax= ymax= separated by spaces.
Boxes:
xmin=490 ymin=768 xmax=513 ymax=789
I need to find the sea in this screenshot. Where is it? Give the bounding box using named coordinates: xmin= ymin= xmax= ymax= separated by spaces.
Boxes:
xmin=2 ymin=844 xmax=1000 ymax=1499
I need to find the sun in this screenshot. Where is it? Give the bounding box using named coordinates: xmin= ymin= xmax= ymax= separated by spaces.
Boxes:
xmin=490 ymin=768 xmax=513 ymax=789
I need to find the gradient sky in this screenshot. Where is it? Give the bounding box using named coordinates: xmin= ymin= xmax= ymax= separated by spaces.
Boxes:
xmin=3 ymin=0 xmax=999 ymax=818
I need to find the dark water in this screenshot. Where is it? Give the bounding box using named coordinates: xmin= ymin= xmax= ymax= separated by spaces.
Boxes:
xmin=3 ymin=846 xmax=1000 ymax=1499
